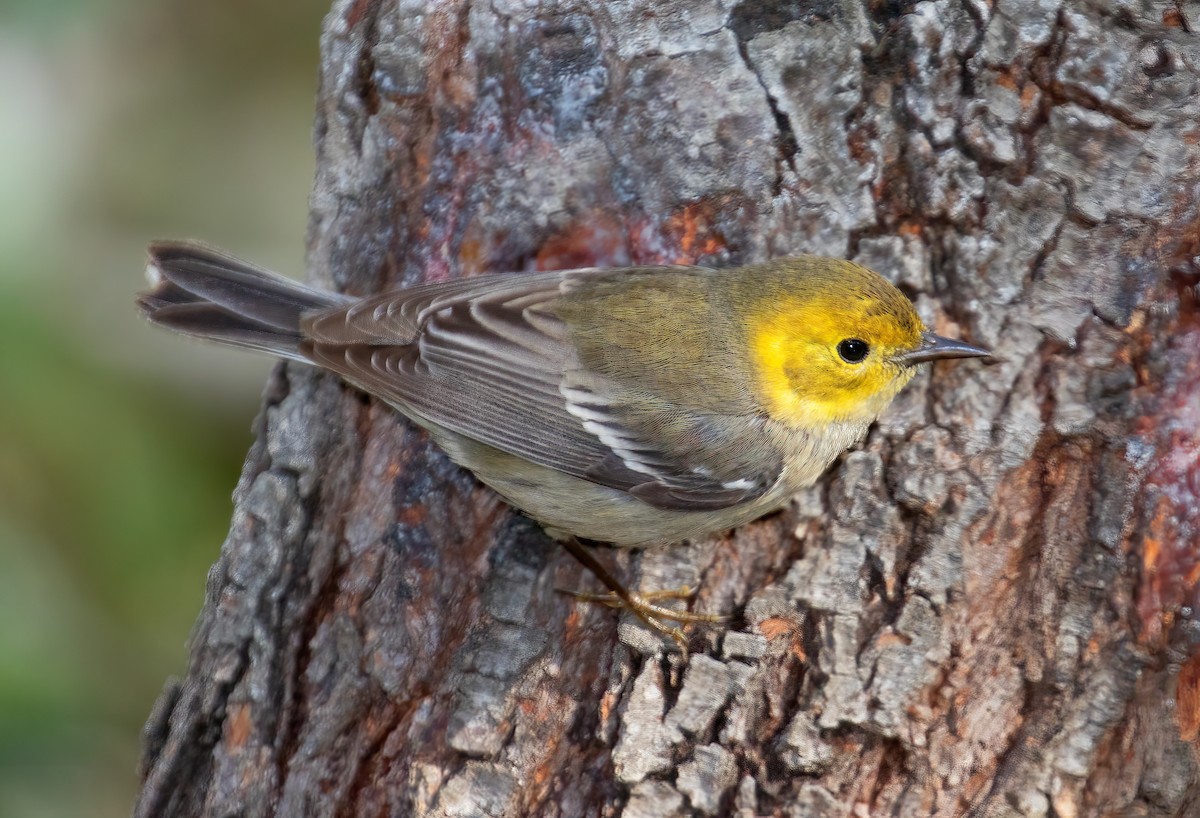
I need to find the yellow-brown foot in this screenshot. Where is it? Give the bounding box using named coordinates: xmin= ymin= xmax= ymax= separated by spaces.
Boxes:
xmin=559 ymin=538 xmax=727 ymax=653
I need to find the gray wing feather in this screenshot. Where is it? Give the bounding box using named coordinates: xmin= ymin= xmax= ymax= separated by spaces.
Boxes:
xmin=300 ymin=270 xmax=782 ymax=511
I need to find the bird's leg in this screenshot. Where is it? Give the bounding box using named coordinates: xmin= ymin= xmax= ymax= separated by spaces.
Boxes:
xmin=557 ymin=538 xmax=726 ymax=652
xmin=567 ymin=587 xmax=699 ymax=605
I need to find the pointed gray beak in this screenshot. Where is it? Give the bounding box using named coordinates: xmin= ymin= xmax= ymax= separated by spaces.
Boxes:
xmin=896 ymin=331 xmax=991 ymax=366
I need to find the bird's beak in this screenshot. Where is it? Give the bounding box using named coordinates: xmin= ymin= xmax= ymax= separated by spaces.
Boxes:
xmin=896 ymin=331 xmax=991 ymax=366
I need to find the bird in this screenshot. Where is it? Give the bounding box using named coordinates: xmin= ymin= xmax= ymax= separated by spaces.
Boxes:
xmin=137 ymin=241 xmax=989 ymax=647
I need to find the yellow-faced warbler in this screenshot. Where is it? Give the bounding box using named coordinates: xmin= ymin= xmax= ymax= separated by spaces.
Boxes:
xmin=138 ymin=242 xmax=989 ymax=646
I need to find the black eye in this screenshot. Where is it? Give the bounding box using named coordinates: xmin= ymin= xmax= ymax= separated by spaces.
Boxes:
xmin=837 ymin=338 xmax=870 ymax=363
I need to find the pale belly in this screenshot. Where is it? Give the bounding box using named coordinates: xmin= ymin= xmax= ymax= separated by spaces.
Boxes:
xmin=413 ymin=414 xmax=856 ymax=547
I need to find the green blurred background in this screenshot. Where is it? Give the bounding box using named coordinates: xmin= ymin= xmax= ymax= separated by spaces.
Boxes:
xmin=0 ymin=1 xmax=330 ymax=815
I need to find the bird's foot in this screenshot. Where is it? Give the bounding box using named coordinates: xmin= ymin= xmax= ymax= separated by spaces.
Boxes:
xmin=558 ymin=538 xmax=727 ymax=654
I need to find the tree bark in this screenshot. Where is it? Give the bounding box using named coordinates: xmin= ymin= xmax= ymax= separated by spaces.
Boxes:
xmin=135 ymin=1 xmax=1200 ymax=816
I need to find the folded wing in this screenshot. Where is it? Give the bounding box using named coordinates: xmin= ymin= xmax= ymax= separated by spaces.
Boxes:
xmin=300 ymin=269 xmax=782 ymax=511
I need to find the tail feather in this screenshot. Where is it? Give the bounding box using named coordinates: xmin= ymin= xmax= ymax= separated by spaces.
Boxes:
xmin=138 ymin=241 xmax=349 ymax=361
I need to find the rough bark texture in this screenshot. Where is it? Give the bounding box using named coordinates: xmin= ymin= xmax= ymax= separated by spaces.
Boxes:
xmin=136 ymin=1 xmax=1200 ymax=816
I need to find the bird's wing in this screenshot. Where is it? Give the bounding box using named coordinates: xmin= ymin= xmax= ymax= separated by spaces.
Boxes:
xmin=299 ymin=269 xmax=783 ymax=511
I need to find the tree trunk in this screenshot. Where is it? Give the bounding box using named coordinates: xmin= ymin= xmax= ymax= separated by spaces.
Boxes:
xmin=135 ymin=1 xmax=1200 ymax=816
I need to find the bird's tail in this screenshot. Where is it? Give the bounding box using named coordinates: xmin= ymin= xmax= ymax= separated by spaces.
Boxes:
xmin=136 ymin=241 xmax=350 ymax=361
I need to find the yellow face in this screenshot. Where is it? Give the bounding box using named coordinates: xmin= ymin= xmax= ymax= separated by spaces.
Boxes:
xmin=748 ymin=271 xmax=925 ymax=429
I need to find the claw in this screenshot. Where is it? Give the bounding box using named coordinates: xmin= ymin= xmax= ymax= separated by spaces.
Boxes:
xmin=558 ymin=587 xmax=727 ymax=623
xmin=561 ymin=586 xmax=697 ymax=605
xmin=558 ymin=538 xmax=728 ymax=653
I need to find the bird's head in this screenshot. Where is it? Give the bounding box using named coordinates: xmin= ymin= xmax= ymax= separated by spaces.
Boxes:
xmin=747 ymin=259 xmax=989 ymax=429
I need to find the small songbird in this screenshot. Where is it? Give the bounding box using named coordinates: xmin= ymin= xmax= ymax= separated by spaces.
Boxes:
xmin=137 ymin=242 xmax=989 ymax=646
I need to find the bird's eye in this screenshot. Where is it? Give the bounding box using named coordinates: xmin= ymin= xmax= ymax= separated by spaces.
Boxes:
xmin=837 ymin=338 xmax=870 ymax=363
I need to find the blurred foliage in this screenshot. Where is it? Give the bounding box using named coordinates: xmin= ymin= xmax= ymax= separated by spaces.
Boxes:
xmin=0 ymin=0 xmax=330 ymax=815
